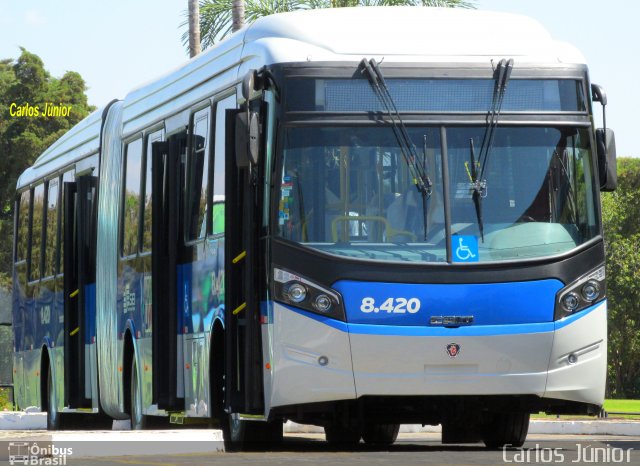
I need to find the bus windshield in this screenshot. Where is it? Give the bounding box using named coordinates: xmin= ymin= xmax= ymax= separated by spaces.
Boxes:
xmin=276 ymin=125 xmax=599 ymax=263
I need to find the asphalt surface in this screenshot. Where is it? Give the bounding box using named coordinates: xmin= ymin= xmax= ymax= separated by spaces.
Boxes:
xmin=2 ymin=432 xmax=639 ymax=465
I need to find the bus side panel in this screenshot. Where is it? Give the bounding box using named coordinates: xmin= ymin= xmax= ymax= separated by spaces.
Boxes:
xmin=270 ymin=302 xmax=356 ymax=408
xmin=544 ymin=301 xmax=607 ymax=406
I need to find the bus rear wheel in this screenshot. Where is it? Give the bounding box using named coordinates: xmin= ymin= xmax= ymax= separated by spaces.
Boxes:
xmin=362 ymin=423 xmax=400 ymax=446
xmin=129 ymin=358 xmax=147 ymax=430
xmin=482 ymin=411 xmax=530 ymax=448
xmin=46 ymin=370 xmax=60 ymax=430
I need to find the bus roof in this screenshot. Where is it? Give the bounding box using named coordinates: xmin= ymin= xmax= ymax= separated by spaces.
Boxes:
xmin=17 ymin=107 xmax=103 ymax=190
xmin=240 ymin=7 xmax=585 ymax=65
xmin=18 ymin=7 xmax=586 ymax=189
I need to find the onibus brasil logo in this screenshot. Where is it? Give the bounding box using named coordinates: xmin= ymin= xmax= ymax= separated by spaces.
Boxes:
xmin=8 ymin=442 xmax=72 ymax=465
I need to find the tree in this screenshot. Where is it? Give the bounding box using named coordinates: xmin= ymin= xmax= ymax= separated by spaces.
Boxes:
xmin=0 ymin=48 xmax=95 ymax=291
xmin=602 ymin=158 xmax=640 ymax=398
xmin=182 ymin=0 xmax=475 ymax=54
xmin=188 ymin=0 xmax=202 ymax=57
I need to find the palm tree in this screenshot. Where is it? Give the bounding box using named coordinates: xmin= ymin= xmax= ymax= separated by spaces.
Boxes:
xmin=182 ymin=0 xmax=475 ymax=54
xmin=188 ymin=0 xmax=202 ymax=57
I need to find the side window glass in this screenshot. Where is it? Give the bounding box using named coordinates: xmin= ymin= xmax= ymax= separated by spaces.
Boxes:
xmin=142 ymin=130 xmax=164 ymax=252
xmin=16 ymin=190 xmax=30 ymax=262
xmin=44 ymin=179 xmax=59 ymax=277
xmin=212 ymin=95 xmax=236 ymax=236
xmin=30 ymin=184 xmax=45 ymax=281
xmin=122 ymin=138 xmax=143 ymax=257
xmin=186 ymin=108 xmax=210 ymax=241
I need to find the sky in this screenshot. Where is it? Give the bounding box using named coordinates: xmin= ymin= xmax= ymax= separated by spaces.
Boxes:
xmin=0 ymin=0 xmax=637 ymax=156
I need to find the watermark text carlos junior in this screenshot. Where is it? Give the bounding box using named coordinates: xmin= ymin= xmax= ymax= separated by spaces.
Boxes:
xmin=503 ymin=443 xmax=634 ymax=463
xmin=9 ymin=102 xmax=72 ymax=118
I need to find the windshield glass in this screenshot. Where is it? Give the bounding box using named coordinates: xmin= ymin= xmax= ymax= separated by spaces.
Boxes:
xmin=447 ymin=126 xmax=598 ymax=262
xmin=277 ymin=126 xmax=447 ymax=262
xmin=276 ymin=126 xmax=599 ymax=263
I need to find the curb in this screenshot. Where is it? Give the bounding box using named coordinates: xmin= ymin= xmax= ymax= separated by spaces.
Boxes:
xmin=2 ymin=412 xmax=639 ymax=436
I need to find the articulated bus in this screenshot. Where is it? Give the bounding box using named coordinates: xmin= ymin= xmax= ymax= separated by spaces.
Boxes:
xmin=12 ymin=7 xmax=617 ymax=448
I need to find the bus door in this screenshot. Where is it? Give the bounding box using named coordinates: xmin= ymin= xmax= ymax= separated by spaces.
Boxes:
xmin=224 ymin=101 xmax=265 ymax=415
xmin=151 ymin=133 xmax=187 ymax=410
xmin=62 ymin=175 xmax=97 ymax=409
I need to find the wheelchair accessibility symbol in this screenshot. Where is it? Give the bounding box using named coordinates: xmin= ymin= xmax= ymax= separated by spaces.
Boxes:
xmin=452 ymin=235 xmax=479 ymax=262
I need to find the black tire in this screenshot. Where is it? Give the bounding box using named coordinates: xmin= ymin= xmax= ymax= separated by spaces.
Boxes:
xmin=324 ymin=423 xmax=361 ymax=447
xmin=46 ymin=370 xmax=61 ymax=430
xmin=226 ymin=417 xmax=283 ymax=451
xmin=362 ymin=423 xmax=400 ymax=446
xmin=46 ymin=366 xmax=112 ymax=430
xmin=129 ymin=358 xmax=147 ymax=430
xmin=483 ymin=412 xmax=530 ymax=448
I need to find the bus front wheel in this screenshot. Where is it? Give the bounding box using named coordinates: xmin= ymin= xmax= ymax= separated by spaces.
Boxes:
xmin=324 ymin=422 xmax=361 ymax=447
xmin=482 ymin=411 xmax=530 ymax=448
xmin=362 ymin=423 xmax=400 ymax=446
xmin=226 ymin=417 xmax=283 ymax=451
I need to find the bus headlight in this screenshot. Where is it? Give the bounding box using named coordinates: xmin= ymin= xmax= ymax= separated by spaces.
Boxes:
xmin=555 ymin=265 xmax=606 ymax=320
xmin=313 ymin=294 xmax=333 ymax=313
xmin=274 ymin=268 xmax=345 ymax=321
xmin=561 ymin=293 xmax=580 ymax=312
xmin=285 ymin=282 xmax=307 ymax=303
xmin=581 ymin=280 xmax=600 ymax=301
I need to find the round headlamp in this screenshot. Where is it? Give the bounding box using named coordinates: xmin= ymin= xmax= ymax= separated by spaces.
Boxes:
xmin=313 ymin=294 xmax=333 ymax=313
xmin=581 ymin=280 xmax=600 ymax=302
xmin=285 ymin=282 xmax=307 ymax=303
xmin=562 ymin=292 xmax=580 ymax=312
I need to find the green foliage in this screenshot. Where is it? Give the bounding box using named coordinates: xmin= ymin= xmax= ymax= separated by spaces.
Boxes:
xmin=182 ymin=0 xmax=475 ymax=52
xmin=0 ymin=387 xmax=13 ymax=411
xmin=0 ymin=48 xmax=95 ymax=291
xmin=602 ymin=158 xmax=640 ymax=398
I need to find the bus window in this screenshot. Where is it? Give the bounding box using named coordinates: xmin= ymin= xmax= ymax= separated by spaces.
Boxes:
xmin=16 ymin=190 xmax=30 ymax=263
xmin=186 ymin=108 xmax=210 ymax=241
xmin=44 ymin=178 xmax=60 ymax=277
xmin=30 ymin=183 xmax=45 ymax=281
xmin=122 ymin=138 xmax=143 ymax=257
xmin=142 ymin=129 xmax=164 ymax=252
xmin=211 ymin=95 xmax=235 ymax=236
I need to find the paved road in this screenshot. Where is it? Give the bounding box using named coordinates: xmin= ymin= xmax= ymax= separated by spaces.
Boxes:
xmin=2 ymin=432 xmax=640 ymax=465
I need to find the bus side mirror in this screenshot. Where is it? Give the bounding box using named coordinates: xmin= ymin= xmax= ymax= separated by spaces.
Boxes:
xmin=235 ymin=111 xmax=260 ymax=168
xmin=596 ymin=128 xmax=617 ymax=192
xmin=591 ymin=83 xmax=616 ymax=192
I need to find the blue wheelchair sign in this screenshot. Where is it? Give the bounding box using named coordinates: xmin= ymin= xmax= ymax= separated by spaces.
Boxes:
xmin=452 ymin=235 xmax=479 ymax=262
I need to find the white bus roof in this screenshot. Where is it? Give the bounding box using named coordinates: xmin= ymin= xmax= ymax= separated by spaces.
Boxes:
xmin=241 ymin=7 xmax=585 ymax=65
xmin=18 ymin=7 xmax=586 ymax=189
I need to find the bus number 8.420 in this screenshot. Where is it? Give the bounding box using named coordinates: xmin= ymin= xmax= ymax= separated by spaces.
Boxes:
xmin=360 ymin=297 xmax=421 ymax=314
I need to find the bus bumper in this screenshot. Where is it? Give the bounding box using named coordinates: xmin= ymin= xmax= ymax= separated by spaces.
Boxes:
xmin=269 ymin=301 xmax=606 ymax=410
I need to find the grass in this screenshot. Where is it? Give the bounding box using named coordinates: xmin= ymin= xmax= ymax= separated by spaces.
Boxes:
xmin=0 ymin=387 xmax=13 ymax=411
xmin=532 ymin=399 xmax=640 ymax=420
xmin=603 ymin=399 xmax=640 ymax=413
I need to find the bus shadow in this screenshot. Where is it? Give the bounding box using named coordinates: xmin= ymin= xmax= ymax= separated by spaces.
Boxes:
xmin=273 ymin=435 xmax=490 ymax=453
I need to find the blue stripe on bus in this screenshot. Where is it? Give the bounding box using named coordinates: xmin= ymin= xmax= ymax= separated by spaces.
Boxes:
xmin=277 ymin=301 xmax=603 ymax=337
xmin=333 ymin=279 xmax=564 ymax=326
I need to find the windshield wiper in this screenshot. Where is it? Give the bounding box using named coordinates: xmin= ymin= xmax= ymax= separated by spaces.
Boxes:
xmin=469 ymin=138 xmax=486 ymax=241
xmin=471 ymin=58 xmax=514 ymax=242
xmin=360 ymin=58 xmax=432 ymax=240
xmin=479 ymin=59 xmax=514 ymax=179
